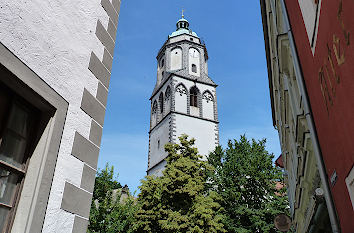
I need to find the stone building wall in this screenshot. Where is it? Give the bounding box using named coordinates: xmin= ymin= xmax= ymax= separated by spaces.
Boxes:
xmin=0 ymin=0 xmax=121 ymax=232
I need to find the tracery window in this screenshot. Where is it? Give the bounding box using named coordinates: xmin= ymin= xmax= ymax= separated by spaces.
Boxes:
xmin=190 ymin=86 xmax=198 ymax=107
xmin=152 ymin=101 xmax=158 ymax=114
xmin=165 ymin=86 xmax=171 ymax=100
xmin=175 ymin=84 xmax=187 ymax=96
xmin=202 ymin=91 xmax=214 ymax=103
xmin=159 ymin=93 xmax=164 ymax=114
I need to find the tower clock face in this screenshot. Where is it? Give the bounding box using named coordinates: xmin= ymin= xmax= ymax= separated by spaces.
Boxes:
xmin=189 ymin=49 xmax=198 ymax=58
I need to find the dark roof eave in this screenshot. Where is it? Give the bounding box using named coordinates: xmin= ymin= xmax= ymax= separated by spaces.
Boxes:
xmin=260 ymin=0 xmax=276 ymax=127
xmin=149 ymin=72 xmax=217 ymax=100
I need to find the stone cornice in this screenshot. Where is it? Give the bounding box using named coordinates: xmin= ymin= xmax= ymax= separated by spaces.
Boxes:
xmin=149 ymin=110 xmax=219 ymax=134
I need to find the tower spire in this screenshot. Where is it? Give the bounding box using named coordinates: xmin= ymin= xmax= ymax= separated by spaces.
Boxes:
xmin=182 ymin=9 xmax=184 ymax=18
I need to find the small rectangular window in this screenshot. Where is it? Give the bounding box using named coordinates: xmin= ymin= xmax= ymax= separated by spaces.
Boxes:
xmin=157 ymin=140 xmax=160 ymax=149
xmin=192 ymin=64 xmax=197 ymax=73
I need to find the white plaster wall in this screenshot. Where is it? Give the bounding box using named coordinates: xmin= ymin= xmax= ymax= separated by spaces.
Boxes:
xmin=148 ymin=160 xmax=166 ymax=176
xmin=188 ymin=48 xmax=200 ymax=77
xmin=202 ymin=99 xmax=214 ymax=120
xmin=149 ymin=116 xmax=170 ymax=169
xmin=298 ymin=0 xmax=319 ymax=45
xmin=0 ymin=0 xmax=109 ymax=232
xmin=190 ymin=106 xmax=200 ymax=117
xmin=204 ymin=59 xmax=209 ymax=75
xmin=174 ymin=114 xmax=217 ymax=159
xmin=170 ymin=47 xmax=182 ymax=70
xmin=175 ymin=86 xmax=188 ymax=113
xmin=165 ymin=92 xmax=171 ymax=113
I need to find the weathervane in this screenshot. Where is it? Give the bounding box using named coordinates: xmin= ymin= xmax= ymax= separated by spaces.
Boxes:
xmin=182 ymin=9 xmax=184 ymax=18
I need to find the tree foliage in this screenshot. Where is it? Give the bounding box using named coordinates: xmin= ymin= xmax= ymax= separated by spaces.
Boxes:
xmin=88 ymin=164 xmax=138 ymax=233
xmin=207 ymin=135 xmax=289 ymax=233
xmin=135 ymin=135 xmax=226 ymax=233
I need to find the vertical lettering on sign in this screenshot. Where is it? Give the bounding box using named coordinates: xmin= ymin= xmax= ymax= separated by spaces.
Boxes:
xmin=333 ymin=35 xmax=345 ymax=65
xmin=319 ymin=67 xmax=331 ymax=114
xmin=337 ymin=0 xmax=350 ymax=46
xmin=318 ymin=0 xmax=350 ymax=116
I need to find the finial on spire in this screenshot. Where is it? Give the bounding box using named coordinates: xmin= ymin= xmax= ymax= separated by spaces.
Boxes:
xmin=182 ymin=9 xmax=184 ymax=18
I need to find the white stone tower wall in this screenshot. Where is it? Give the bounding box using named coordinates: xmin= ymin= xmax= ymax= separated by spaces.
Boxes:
xmin=174 ymin=114 xmax=217 ymax=158
xmin=172 ymin=76 xmax=218 ymax=158
xmin=147 ymin=16 xmax=219 ymax=176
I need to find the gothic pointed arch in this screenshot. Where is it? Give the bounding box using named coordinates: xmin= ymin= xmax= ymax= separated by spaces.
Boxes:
xmin=189 ymin=86 xmax=200 ymax=117
xmin=175 ymin=83 xmax=187 ymax=96
xmin=170 ymin=46 xmax=183 ymax=70
xmin=165 ymin=86 xmax=172 ymax=113
xmin=189 ymin=86 xmax=200 ymax=107
xmin=202 ymin=90 xmax=214 ymax=102
xmin=158 ymin=92 xmax=164 ymax=115
xmin=174 ymin=83 xmax=187 ymax=114
xmin=188 ymin=47 xmax=200 ymax=77
xmin=152 ymin=100 xmax=158 ymax=113
xmin=202 ymin=90 xmax=215 ymax=120
xmin=151 ymin=100 xmax=158 ymax=128
xmin=165 ymin=86 xmax=171 ymax=99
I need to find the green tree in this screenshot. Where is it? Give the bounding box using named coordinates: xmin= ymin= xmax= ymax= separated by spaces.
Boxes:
xmin=135 ymin=135 xmax=226 ymax=233
xmin=88 ymin=163 xmax=138 ymax=233
xmin=208 ymin=135 xmax=289 ymax=233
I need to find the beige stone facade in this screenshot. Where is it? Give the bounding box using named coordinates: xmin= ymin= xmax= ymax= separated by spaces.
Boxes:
xmin=260 ymin=0 xmax=335 ymax=232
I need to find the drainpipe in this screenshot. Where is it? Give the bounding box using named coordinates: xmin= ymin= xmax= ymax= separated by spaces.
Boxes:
xmin=279 ymin=0 xmax=340 ymax=232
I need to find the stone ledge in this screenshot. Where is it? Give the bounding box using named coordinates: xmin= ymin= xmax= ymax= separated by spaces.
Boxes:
xmin=96 ymin=20 xmax=115 ymax=55
xmin=71 ymin=132 xmax=100 ymax=168
xmin=80 ymin=164 xmax=96 ymax=193
xmin=72 ymin=215 xmax=89 ymax=233
xmin=89 ymin=119 xmax=103 ymax=147
xmin=61 ymin=182 xmax=92 ymax=218
xmin=88 ymin=52 xmax=110 ymax=88
xmin=101 ymin=0 xmax=119 ymax=26
xmin=81 ymin=88 xmax=106 ymax=126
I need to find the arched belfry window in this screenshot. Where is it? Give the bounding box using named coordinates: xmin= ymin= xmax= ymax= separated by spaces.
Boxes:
xmin=190 ymin=86 xmax=198 ymax=107
xmin=171 ymin=47 xmax=182 ymax=70
xmin=175 ymin=83 xmax=187 ymax=113
xmin=165 ymin=86 xmax=171 ymax=100
xmin=175 ymin=84 xmax=187 ymax=96
xmin=152 ymin=101 xmax=158 ymax=114
xmin=202 ymin=91 xmax=214 ymax=120
xmin=151 ymin=100 xmax=158 ymax=128
xmin=202 ymin=91 xmax=214 ymax=103
xmin=159 ymin=93 xmax=164 ymax=114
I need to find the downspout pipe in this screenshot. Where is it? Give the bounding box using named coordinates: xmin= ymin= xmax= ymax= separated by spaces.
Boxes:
xmin=279 ymin=0 xmax=340 ymax=232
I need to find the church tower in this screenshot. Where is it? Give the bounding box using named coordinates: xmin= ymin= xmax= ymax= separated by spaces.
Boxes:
xmin=148 ymin=14 xmax=219 ymax=176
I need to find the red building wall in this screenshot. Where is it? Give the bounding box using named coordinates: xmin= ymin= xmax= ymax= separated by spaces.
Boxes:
xmin=284 ymin=0 xmax=354 ymax=232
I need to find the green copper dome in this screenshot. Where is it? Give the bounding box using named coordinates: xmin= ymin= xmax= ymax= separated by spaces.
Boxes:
xmin=169 ymin=17 xmax=198 ymax=38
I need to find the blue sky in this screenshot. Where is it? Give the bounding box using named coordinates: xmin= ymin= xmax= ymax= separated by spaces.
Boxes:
xmin=97 ymin=0 xmax=281 ymax=193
